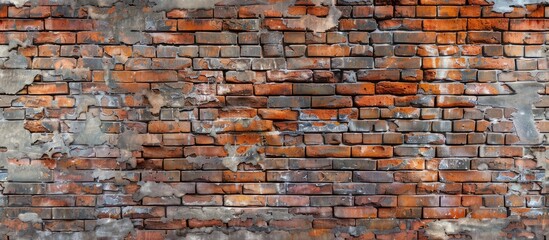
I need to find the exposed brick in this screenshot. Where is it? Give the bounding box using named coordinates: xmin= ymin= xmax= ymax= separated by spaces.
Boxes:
xmin=0 ymin=1 xmax=545 ymax=237
xmin=423 ymin=19 xmax=467 ymax=31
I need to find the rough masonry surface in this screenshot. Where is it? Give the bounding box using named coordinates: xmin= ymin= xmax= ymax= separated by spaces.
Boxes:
xmin=0 ymin=0 xmax=547 ymax=239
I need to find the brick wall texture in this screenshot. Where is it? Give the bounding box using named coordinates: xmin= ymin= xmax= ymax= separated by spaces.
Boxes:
xmin=0 ymin=0 xmax=547 ymax=239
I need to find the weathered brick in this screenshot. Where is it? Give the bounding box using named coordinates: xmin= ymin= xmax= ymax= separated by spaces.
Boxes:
xmin=376 ymin=82 xmax=418 ymax=95
xmin=423 ymin=19 xmax=467 ymax=31
xmin=0 ymin=1 xmax=544 ymax=236
xmin=334 ymin=207 xmax=377 ymax=218
xmin=287 ymin=58 xmax=330 ymax=69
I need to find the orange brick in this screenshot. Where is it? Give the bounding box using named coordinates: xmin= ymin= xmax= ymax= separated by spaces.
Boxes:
xmin=45 ymin=19 xmax=93 ymax=30
xmin=419 ymin=83 xmax=465 ymax=95
xmin=423 ymin=19 xmax=467 ymax=31
xmin=28 ymin=83 xmax=68 ymax=95
xmin=306 ymin=146 xmax=351 ymax=158
xmin=509 ymin=19 xmax=549 ymax=31
xmin=223 ymin=171 xmax=265 ymax=183
xmin=337 ymin=83 xmax=375 ymax=95
xmin=355 ymin=95 xmax=394 ymax=107
xmin=148 ymin=121 xmax=190 ymax=133
xmin=376 ymin=82 xmax=417 ymax=95
xmin=258 ymin=109 xmax=298 ymax=120
xmin=307 ymin=45 xmax=351 ymax=57
xmin=468 ymin=18 xmax=509 ymax=31
xmin=178 ymin=19 xmax=222 ymax=31
xmin=439 ymin=171 xmax=492 ymax=182
xmin=423 ymin=208 xmax=467 ymax=219
xmin=351 ymin=146 xmax=393 ymax=158
xmin=334 ymin=207 xmax=377 ymax=218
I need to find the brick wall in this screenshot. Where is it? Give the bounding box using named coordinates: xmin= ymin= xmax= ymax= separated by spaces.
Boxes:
xmin=0 ymin=0 xmax=547 ymax=239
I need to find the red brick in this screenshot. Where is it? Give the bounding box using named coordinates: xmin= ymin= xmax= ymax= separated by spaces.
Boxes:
xmin=306 ymin=146 xmax=351 ymax=158
xmin=355 ymin=95 xmax=394 ymax=107
xmin=287 ymin=183 xmax=332 ymax=195
xmin=423 ymin=208 xmax=467 ymax=219
xmin=509 ymin=19 xmax=549 ymax=31
xmin=378 ymin=207 xmax=422 ymax=218
xmin=436 ymin=96 xmax=476 ymax=107
xmin=148 ymin=121 xmax=190 ymax=133
xmin=254 ymin=83 xmax=292 ymax=96
xmin=45 ymin=19 xmax=93 ymax=30
xmin=28 ymin=83 xmax=68 ymax=95
xmin=423 ymin=19 xmax=466 ymax=31
xmin=0 ymin=19 xmax=43 ymax=30
xmin=439 ymin=171 xmax=491 ymax=182
xmin=267 ymin=195 xmax=309 ymax=207
xmin=32 ymin=196 xmax=74 ymax=207
xmin=469 ymin=58 xmax=515 ymax=70
xmin=423 ymin=57 xmax=467 ymax=69
xmin=224 ymin=195 xmax=267 ymax=206
xmin=135 ymin=70 xmax=178 ymax=82
xmin=353 ymin=6 xmax=374 ymax=17
xmin=398 ymin=195 xmax=439 ymax=206
xmin=308 ymin=45 xmax=351 ymax=57
xmin=336 ymin=83 xmax=375 ymax=95
xmin=150 ymin=33 xmax=194 ymax=44
xmin=0 ymin=1 xmax=545 ymax=235
xmin=419 ymin=83 xmax=464 ymax=95
xmin=77 ymin=31 xmax=116 ymax=44
xmin=395 ymin=171 xmax=438 ymax=182
xmin=184 ymin=146 xmax=227 ymax=158
xmin=352 ymin=146 xmax=393 ymax=158
xmin=420 ymin=0 xmax=466 ymax=4
xmin=334 ymin=207 xmax=377 ymax=218
xmin=143 ymin=147 xmax=183 ymax=158
xmin=470 ymin=208 xmax=508 ymax=219
xmin=265 ymin=146 xmax=305 ymax=158
xmin=311 ymin=96 xmax=352 ymax=108
xmin=258 ymin=109 xmax=298 ymax=120
xmin=178 ymin=19 xmax=222 ymax=31
xmin=468 ymin=18 xmax=509 ymax=30
xmin=376 ymin=82 xmax=418 ymax=95
xmin=417 ymin=6 xmax=436 ymax=17
xmin=503 ymin=32 xmax=545 ymax=44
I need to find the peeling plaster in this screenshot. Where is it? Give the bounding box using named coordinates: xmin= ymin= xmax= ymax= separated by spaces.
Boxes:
xmin=116 ymin=128 xmax=144 ymax=167
xmin=142 ymin=83 xmax=218 ymax=115
xmin=73 ymin=113 xmax=108 ymax=147
xmin=0 ymin=121 xmax=71 ymax=168
xmin=73 ymin=95 xmax=99 ymax=116
xmin=0 ymin=70 xmax=41 ymax=94
xmin=17 ymin=212 xmax=42 ymax=223
xmin=477 ymin=82 xmax=544 ymax=144
xmin=168 ymin=207 xmax=313 ymax=223
xmin=527 ymin=147 xmax=549 ymax=192
xmin=166 ymin=229 xmax=334 ymax=240
xmin=0 ymin=0 xmax=28 ymax=7
xmin=425 ymin=218 xmax=511 ymax=240
xmin=489 ymin=0 xmax=549 ymax=13
xmin=223 ymin=143 xmax=264 ymax=172
xmin=44 ymin=68 xmax=91 ymax=82
xmin=94 ymin=218 xmax=135 ymax=240
xmin=133 ymin=181 xmax=187 ymax=201
xmin=287 ymin=0 xmax=343 ymax=33
xmin=0 ymin=0 xmax=546 ymax=237
xmin=92 ymin=169 xmax=134 ymax=182
xmin=149 ymin=0 xmax=225 ymax=10
xmin=7 ymin=164 xmax=51 ymax=182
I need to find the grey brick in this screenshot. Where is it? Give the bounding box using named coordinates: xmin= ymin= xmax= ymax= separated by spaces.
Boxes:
xmin=331 ymin=57 xmax=374 ymax=69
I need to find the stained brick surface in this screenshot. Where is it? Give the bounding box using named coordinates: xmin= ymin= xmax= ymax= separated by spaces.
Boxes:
xmin=0 ymin=0 xmax=547 ymax=239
